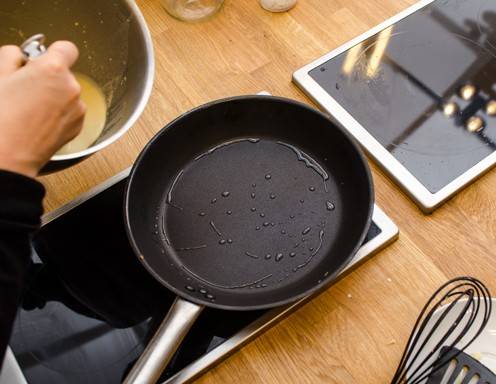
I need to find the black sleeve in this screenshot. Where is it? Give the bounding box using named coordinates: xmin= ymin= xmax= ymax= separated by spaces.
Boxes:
xmin=0 ymin=170 xmax=45 ymax=362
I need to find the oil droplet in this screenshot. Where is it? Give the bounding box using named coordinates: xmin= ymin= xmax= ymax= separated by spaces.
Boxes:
xmin=227 ymin=239 xmax=233 ymax=244
xmin=252 ymin=183 xmax=256 ymax=188
xmin=219 ymin=239 xmax=227 ymax=245
xmin=290 ymin=214 xmax=295 ymax=219
xmin=302 ymin=238 xmax=308 ymax=242
xmin=226 ymin=210 xmax=233 ymax=215
xmin=271 ymin=222 xmax=275 ymax=227
xmin=251 ymin=207 xmax=257 ymax=212
xmin=185 ymin=286 xmax=195 ymax=292
xmin=270 ymin=193 xmax=276 ymax=199
xmin=211 ymin=198 xmax=217 ymax=204
xmin=251 ymin=192 xmax=256 ymax=199
xmin=222 ymin=191 xmax=230 ymax=198
xmin=265 ymin=254 xmax=272 ymax=260
xmin=206 ymin=294 xmax=215 ymax=300
xmin=199 ymin=288 xmax=207 ymax=294
xmin=300 ymin=199 xmax=304 ymax=203
xmin=199 ymin=212 xmax=206 ymax=217
xmin=256 ymin=226 xmax=261 ymax=231
xmin=290 ymin=252 xmax=296 ymax=257
xmin=260 ymin=213 xmax=266 ymax=218
xmin=302 ymin=227 xmax=311 ymax=235
xmin=309 ymin=186 xmax=316 ymax=192
xmin=261 ymin=284 xmax=268 ymax=288
xmin=276 ymin=253 xmax=284 ymax=262
xmin=326 ymin=201 xmax=335 ymax=211
xmin=263 ymin=222 xmax=270 ymax=227
xmin=265 ymin=174 xmax=272 ymax=180
xmin=309 ymin=247 xmax=314 ymax=251
xmin=281 ymin=230 xmax=287 ymax=235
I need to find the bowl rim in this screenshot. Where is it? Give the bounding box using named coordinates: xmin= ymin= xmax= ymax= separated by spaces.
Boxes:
xmin=51 ymin=0 xmax=155 ymax=162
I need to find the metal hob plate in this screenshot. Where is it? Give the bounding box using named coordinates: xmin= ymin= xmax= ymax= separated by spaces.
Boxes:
xmin=293 ymin=0 xmax=496 ymax=212
xmin=4 ymin=93 xmax=399 ymax=384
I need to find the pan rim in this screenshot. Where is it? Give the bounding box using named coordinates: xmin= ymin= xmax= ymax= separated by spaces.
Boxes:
xmin=124 ymin=95 xmax=374 ymax=311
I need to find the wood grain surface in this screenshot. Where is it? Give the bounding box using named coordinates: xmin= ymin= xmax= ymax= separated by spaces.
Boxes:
xmin=39 ymin=0 xmax=496 ymax=383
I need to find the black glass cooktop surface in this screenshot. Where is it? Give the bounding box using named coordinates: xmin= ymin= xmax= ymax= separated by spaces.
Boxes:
xmin=9 ymin=178 xmax=382 ymax=384
xmin=310 ymin=0 xmax=496 ymax=193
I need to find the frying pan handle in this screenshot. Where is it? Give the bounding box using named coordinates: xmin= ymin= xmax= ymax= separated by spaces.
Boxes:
xmin=123 ymin=297 xmax=204 ymax=384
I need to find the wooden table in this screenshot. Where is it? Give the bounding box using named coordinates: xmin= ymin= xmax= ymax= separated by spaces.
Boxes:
xmin=40 ymin=0 xmax=496 ymax=382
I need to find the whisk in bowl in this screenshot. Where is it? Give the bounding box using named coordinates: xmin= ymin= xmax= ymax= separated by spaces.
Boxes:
xmin=391 ymin=276 xmax=492 ymax=384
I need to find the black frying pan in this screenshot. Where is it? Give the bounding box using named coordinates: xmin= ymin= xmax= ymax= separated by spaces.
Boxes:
xmin=123 ymin=96 xmax=373 ymax=383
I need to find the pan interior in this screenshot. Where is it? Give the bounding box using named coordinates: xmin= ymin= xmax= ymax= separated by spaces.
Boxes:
xmin=162 ymin=139 xmax=338 ymax=297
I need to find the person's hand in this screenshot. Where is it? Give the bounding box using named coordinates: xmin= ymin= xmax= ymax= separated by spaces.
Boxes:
xmin=0 ymin=41 xmax=86 ymax=178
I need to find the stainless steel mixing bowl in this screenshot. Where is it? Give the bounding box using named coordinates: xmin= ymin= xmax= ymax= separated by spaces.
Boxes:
xmin=0 ymin=0 xmax=154 ymax=172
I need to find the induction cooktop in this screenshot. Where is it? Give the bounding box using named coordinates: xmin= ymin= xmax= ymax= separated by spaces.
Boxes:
xmin=2 ymin=168 xmax=398 ymax=384
xmin=294 ymin=0 xmax=496 ymax=212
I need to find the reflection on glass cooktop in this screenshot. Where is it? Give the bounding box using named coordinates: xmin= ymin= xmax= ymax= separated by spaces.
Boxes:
xmin=8 ymin=176 xmax=384 ymax=384
xmin=310 ymin=0 xmax=496 ymax=193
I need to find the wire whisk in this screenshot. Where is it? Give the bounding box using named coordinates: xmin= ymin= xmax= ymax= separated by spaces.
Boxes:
xmin=391 ymin=276 xmax=492 ymax=384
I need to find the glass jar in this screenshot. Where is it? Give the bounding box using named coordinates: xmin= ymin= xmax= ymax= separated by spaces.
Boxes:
xmin=162 ymin=0 xmax=224 ymax=22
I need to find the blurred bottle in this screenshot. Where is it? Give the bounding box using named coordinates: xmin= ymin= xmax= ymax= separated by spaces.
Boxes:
xmin=259 ymin=0 xmax=297 ymax=12
xmin=162 ymin=0 xmax=224 ymax=22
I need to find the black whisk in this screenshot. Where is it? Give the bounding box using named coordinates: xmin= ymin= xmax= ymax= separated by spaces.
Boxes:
xmin=391 ymin=276 xmax=492 ymax=384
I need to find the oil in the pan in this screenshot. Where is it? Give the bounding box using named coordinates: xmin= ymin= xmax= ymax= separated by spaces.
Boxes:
xmin=326 ymin=201 xmax=336 ymax=211
xmin=277 ymin=142 xmax=329 ymax=192
xmin=290 ymin=252 xmax=296 ymax=257
xmin=246 ymin=252 xmax=260 ymax=259
xmin=251 ymin=207 xmax=257 ymax=212
xmin=199 ymin=212 xmax=206 ymax=217
xmin=260 ymin=213 xmax=266 ymax=218
xmin=211 ymin=198 xmax=217 ymax=204
xmin=265 ymin=174 xmax=272 ymax=180
xmin=302 ymin=227 xmax=311 ymax=235
xmin=275 ymin=253 xmax=284 ymax=262
xmin=263 ymin=222 xmax=270 ymax=227
xmin=227 ymin=239 xmax=233 ymax=244
xmin=185 ymin=286 xmax=196 ymax=292
xmin=309 ymin=186 xmax=316 ymax=192
xmin=199 ymin=288 xmax=207 ymax=294
xmin=256 ymin=226 xmax=261 ymax=231
xmin=270 ymin=193 xmax=276 ymax=200
xmin=226 ymin=210 xmax=233 ymax=215
xmin=210 ymin=221 xmax=222 ymax=237
xmin=222 ymin=191 xmax=230 ymax=198
xmin=265 ymin=254 xmax=272 ymax=260
xmin=251 ymin=192 xmax=256 ymax=199
xmin=219 ymin=239 xmax=227 ymax=245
